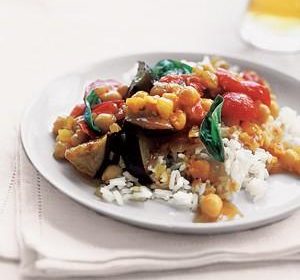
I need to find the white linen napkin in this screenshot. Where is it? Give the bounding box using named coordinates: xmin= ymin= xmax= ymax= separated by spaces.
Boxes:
xmin=16 ymin=144 xmax=300 ymax=278
xmin=0 ymin=129 xmax=19 ymax=260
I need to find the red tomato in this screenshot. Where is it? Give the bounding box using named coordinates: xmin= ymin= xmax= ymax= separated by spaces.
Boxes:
xmin=92 ymin=102 xmax=118 ymax=115
xmin=78 ymin=121 xmax=96 ymax=138
xmin=84 ymin=79 xmax=121 ymax=98
xmin=222 ymin=92 xmax=257 ymax=125
xmin=70 ymin=104 xmax=85 ymax=118
xmin=159 ymin=74 xmax=205 ymax=93
xmin=160 ymin=74 xmax=185 ymax=85
xmin=92 ymin=100 xmax=125 ymax=120
xmin=185 ymin=100 xmax=206 ymax=124
xmin=184 ymin=75 xmax=206 ymax=93
xmin=241 ymin=70 xmax=265 ymax=85
xmin=216 ymin=68 xmax=270 ymax=106
xmin=92 ymin=100 xmax=124 ymax=114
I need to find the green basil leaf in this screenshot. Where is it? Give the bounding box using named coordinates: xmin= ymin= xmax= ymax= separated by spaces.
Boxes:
xmin=152 ymin=59 xmax=193 ymax=79
xmin=84 ymin=90 xmax=101 ymax=133
xmin=126 ymin=61 xmax=156 ymax=98
xmin=199 ymin=95 xmax=225 ymax=162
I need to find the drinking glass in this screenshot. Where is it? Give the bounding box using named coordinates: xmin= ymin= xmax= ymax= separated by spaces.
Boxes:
xmin=240 ymin=0 xmax=300 ymax=52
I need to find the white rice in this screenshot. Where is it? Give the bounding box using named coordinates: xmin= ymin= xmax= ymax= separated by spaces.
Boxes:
xmin=277 ymin=107 xmax=300 ymax=146
xmin=112 ymin=190 xmax=124 ymax=205
xmin=169 ymin=191 xmax=194 ymax=209
xmin=223 ymin=138 xmax=272 ymax=201
xmin=153 ymin=189 xmax=172 ymax=200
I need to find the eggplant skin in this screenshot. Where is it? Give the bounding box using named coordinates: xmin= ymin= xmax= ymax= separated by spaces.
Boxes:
xmin=119 ymin=128 xmax=153 ymax=185
xmin=126 ymin=61 xmax=155 ymax=98
xmin=94 ymin=132 xmax=121 ymax=179
xmin=65 ymin=136 xmax=107 ymax=177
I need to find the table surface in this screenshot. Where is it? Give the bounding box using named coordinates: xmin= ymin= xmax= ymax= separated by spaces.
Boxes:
xmin=1 ymin=0 xmax=300 ymax=279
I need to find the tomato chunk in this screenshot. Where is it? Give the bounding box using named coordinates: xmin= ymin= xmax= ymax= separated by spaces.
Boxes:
xmin=185 ymin=100 xmax=206 ymax=125
xmin=222 ymin=92 xmax=257 ymax=125
xmin=159 ymin=74 xmax=205 ymax=93
xmin=216 ymin=68 xmax=270 ymax=106
xmin=70 ymin=104 xmax=85 ymax=118
xmin=92 ymin=100 xmax=125 ymax=120
xmin=78 ymin=121 xmax=96 ymax=138
xmin=241 ymin=70 xmax=265 ymax=85
xmin=92 ymin=102 xmax=118 ymax=115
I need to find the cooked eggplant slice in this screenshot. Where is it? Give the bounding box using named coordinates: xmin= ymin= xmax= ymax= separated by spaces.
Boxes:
xmin=126 ymin=61 xmax=156 ymax=98
xmin=126 ymin=116 xmax=174 ymax=130
xmin=94 ymin=132 xmax=121 ymax=179
xmin=119 ymin=126 xmax=153 ymax=185
xmin=65 ymin=135 xmax=107 ymax=177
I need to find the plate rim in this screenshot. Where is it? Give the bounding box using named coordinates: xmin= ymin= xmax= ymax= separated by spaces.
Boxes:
xmin=21 ymin=51 xmax=300 ymax=234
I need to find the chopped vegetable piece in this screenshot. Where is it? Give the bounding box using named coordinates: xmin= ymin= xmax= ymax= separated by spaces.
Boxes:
xmin=119 ymin=124 xmax=153 ymax=184
xmin=159 ymin=74 xmax=205 ymax=93
xmin=216 ymin=68 xmax=271 ymax=106
xmin=240 ymin=70 xmax=265 ymax=85
xmin=222 ymin=92 xmax=257 ymax=125
xmin=84 ymin=79 xmax=120 ymax=98
xmin=127 ymin=61 xmax=155 ymax=98
xmin=185 ymin=100 xmax=206 ymax=125
xmin=70 ymin=104 xmax=86 ymax=118
xmin=78 ymin=121 xmax=96 ymax=139
xmin=84 ymin=90 xmax=101 ymax=133
xmin=199 ymin=95 xmax=225 ymax=162
xmin=65 ymin=135 xmax=108 ymax=177
xmin=152 ymin=59 xmax=193 ymax=79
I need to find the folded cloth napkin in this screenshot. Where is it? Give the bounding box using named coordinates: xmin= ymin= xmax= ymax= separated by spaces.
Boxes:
xmin=0 ymin=129 xmax=19 ymax=260
xmin=16 ymin=145 xmax=300 ymax=278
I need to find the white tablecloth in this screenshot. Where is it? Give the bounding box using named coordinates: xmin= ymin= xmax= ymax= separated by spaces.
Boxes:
xmin=1 ymin=0 xmax=300 ymax=279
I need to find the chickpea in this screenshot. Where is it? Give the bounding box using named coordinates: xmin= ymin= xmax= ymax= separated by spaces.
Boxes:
xmin=70 ymin=131 xmax=88 ymax=147
xmin=210 ymin=56 xmax=229 ymax=69
xmin=178 ymin=86 xmax=200 ymax=107
xmin=282 ymin=149 xmax=300 ymax=170
xmin=162 ymin=93 xmax=179 ymax=108
xmin=150 ymin=83 xmax=182 ymax=96
xmin=201 ymin=98 xmax=213 ymax=112
xmin=156 ymin=97 xmax=174 ymax=119
xmin=109 ymin=123 xmax=122 ymax=133
xmin=132 ymin=91 xmax=148 ymax=98
xmin=117 ymin=84 xmax=129 ymax=97
xmin=150 ymin=85 xmax=167 ymax=96
xmin=200 ymin=193 xmax=223 ymax=219
xmin=188 ymin=159 xmax=210 ymax=181
xmin=270 ymin=100 xmax=280 ymax=118
xmin=57 ymin=129 xmax=73 ymax=143
xmin=257 ymin=103 xmax=271 ymax=124
xmin=101 ymin=165 xmax=122 ymax=181
xmin=75 ymin=129 xmax=88 ymax=143
xmin=170 ymin=110 xmax=186 ymax=130
xmin=193 ymin=67 xmax=218 ymax=89
xmin=126 ymin=97 xmax=146 ymax=114
xmin=70 ymin=133 xmax=81 ymax=147
xmin=94 ymin=113 xmax=116 ymax=132
xmin=94 ymin=86 xmax=109 ymax=98
xmin=53 ymin=141 xmax=68 ymax=160
xmin=144 ymin=95 xmax=158 ymax=112
xmin=53 ymin=116 xmax=66 ymax=135
xmin=100 ymin=91 xmax=122 ymax=102
xmin=52 ymin=116 xmax=75 ymax=135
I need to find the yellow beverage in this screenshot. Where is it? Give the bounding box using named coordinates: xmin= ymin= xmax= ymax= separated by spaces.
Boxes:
xmin=249 ymin=0 xmax=300 ymax=19
xmin=240 ymin=0 xmax=300 ymax=51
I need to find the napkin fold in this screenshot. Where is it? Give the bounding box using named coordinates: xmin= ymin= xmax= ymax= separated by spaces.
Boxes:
xmin=15 ymin=145 xmax=300 ymax=278
xmin=0 ymin=129 xmax=19 ymax=260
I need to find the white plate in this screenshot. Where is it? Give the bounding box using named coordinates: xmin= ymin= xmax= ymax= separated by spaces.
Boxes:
xmin=21 ymin=52 xmax=300 ymax=234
